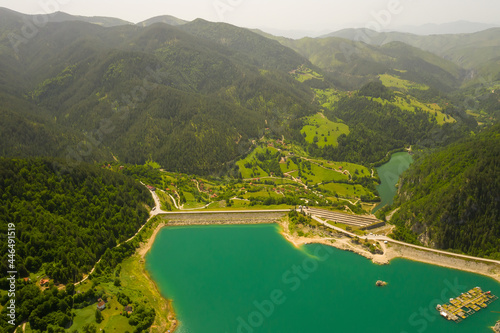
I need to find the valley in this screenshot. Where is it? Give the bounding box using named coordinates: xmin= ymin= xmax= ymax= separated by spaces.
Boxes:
xmin=0 ymin=6 xmax=499 ymax=333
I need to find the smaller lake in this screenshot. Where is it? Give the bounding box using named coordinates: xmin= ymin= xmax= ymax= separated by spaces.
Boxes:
xmin=373 ymin=152 xmax=413 ymax=212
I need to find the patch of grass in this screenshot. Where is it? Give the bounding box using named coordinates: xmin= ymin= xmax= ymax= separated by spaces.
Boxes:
xmin=320 ymin=182 xmax=370 ymax=198
xmin=370 ymin=92 xmax=456 ymax=125
xmin=300 ymin=113 xmax=350 ymax=148
xmin=205 ymin=202 xmax=292 ymax=210
xmin=300 ymin=162 xmax=347 ymax=184
xmin=71 ymin=303 xmax=105 ymax=332
xmin=280 ymin=158 xmax=299 ymax=174
xmin=291 ymin=66 xmax=324 ymax=82
xmin=315 ymin=88 xmax=345 ymax=110
xmin=308 ymin=159 xmax=371 ymax=178
xmin=379 ymin=74 xmax=429 ymax=91
xmin=242 ymin=189 xmax=283 ymax=200
xmin=71 ymin=219 xmax=174 ymax=333
xmin=236 ymin=146 xmax=274 ymax=179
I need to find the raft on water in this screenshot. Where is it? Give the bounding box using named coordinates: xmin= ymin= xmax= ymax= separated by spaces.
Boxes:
xmin=436 ymin=287 xmax=498 ymax=323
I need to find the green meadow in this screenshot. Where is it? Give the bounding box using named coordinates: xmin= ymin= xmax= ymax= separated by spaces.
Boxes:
xmin=301 ymin=112 xmax=350 ymax=148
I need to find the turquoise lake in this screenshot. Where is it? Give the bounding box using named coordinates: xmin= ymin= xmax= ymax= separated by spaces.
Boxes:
xmin=146 ymin=224 xmax=500 ymax=333
xmin=373 ymin=152 xmax=414 ymax=212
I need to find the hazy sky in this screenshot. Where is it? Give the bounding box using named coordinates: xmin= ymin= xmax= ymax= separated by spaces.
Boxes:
xmin=1 ymin=0 xmax=499 ymax=33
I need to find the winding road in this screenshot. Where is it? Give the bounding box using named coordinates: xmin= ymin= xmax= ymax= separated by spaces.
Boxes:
xmin=77 ymin=185 xmax=500 ymax=288
xmin=310 ymin=215 xmax=500 ymax=266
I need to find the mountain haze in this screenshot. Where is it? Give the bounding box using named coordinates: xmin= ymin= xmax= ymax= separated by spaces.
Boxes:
xmin=0 ymin=9 xmax=320 ymax=174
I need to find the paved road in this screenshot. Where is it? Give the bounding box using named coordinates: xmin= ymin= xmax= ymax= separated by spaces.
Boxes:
xmin=307 ymin=208 xmax=380 ymax=228
xmin=159 ymin=209 xmax=291 ymax=215
xmin=312 ymin=216 xmax=500 ymax=266
xmin=145 ymin=184 xmax=500 ymax=266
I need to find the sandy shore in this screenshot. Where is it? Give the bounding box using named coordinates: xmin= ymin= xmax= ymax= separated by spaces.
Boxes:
xmin=279 ymin=220 xmax=500 ymax=283
xmin=136 ymin=222 xmax=179 ymax=333
xmin=138 ymin=222 xmax=165 ymax=258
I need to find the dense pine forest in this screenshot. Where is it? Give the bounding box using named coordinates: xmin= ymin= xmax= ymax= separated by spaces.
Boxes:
xmin=0 ymin=158 xmax=154 ymax=332
xmin=0 ymin=158 xmax=153 ymax=282
xmin=391 ymin=124 xmax=500 ymax=258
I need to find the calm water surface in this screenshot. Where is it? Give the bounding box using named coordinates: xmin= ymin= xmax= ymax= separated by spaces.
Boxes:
xmin=373 ymin=152 xmax=414 ymax=212
xmin=146 ymin=224 xmax=500 ymax=333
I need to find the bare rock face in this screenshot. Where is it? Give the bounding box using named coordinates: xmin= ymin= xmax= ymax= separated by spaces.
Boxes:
xmin=376 ymin=280 xmax=388 ymax=287
xmin=493 ymin=320 xmax=500 ymax=333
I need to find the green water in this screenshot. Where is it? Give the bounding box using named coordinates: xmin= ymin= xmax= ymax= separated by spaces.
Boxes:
xmin=373 ymin=152 xmax=414 ymax=212
xmin=146 ymin=224 xmax=500 ymax=333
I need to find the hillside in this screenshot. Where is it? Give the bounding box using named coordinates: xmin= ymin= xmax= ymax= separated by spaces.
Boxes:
xmin=0 ymin=8 xmax=491 ymax=176
xmin=0 ymin=7 xmax=132 ymax=27
xmin=0 ymin=158 xmax=163 ymax=333
xmin=322 ymin=27 xmax=500 ymax=71
xmin=178 ymin=19 xmax=310 ymax=72
xmin=278 ymin=36 xmax=464 ymax=91
xmin=49 ymin=11 xmax=133 ymax=27
xmin=0 ymin=158 xmax=153 ymax=283
xmin=0 ymin=9 xmax=319 ymax=174
xmin=137 ymin=14 xmax=188 ymax=27
xmin=390 ymin=124 xmax=500 ymax=258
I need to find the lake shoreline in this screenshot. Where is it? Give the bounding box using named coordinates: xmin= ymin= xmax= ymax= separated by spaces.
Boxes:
xmin=278 ymin=218 xmax=500 ymax=283
xmin=138 ymin=222 xmax=179 ymax=333
xmin=141 ymin=217 xmax=500 ymax=332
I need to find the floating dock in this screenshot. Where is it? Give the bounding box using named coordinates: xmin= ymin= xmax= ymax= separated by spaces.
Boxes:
xmin=436 ymin=287 xmax=498 ymax=323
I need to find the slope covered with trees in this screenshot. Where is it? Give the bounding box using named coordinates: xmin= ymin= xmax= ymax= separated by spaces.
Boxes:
xmin=390 ymin=124 xmax=500 ymax=258
xmin=0 ymin=158 xmax=153 ymax=283
xmin=0 ymin=10 xmax=318 ymax=174
xmin=311 ymin=82 xmax=474 ymax=164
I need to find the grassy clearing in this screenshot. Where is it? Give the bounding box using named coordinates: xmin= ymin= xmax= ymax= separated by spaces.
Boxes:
xmin=291 ymin=66 xmax=324 ymax=82
xmin=236 ymin=146 xmax=275 ymax=179
xmin=307 ymin=158 xmax=371 ymax=179
xmin=371 ymin=93 xmax=456 ymax=125
xmin=205 ymin=201 xmax=293 ymax=210
xmin=300 ymin=162 xmax=346 ymax=184
xmin=300 ymin=113 xmax=350 ymax=148
xmin=314 ymin=88 xmax=345 ymax=110
xmin=70 ymin=283 xmax=134 ymax=332
xmin=70 ymin=219 xmax=174 ymax=333
xmin=379 ymin=74 xmax=429 ymax=91
xmin=242 ymin=189 xmax=283 ymax=200
xmin=280 ymin=159 xmax=299 ymax=174
xmin=320 ymin=182 xmax=370 ymax=198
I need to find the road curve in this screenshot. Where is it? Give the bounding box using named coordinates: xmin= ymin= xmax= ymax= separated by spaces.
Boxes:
xmin=145 ymin=183 xmax=500 ymax=266
xmin=312 ymin=216 xmax=500 ymax=266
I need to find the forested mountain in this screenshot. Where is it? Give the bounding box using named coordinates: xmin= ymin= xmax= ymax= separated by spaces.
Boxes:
xmin=0 ymin=9 xmax=318 ymax=174
xmin=0 ymin=8 xmax=497 ymax=175
xmin=310 ymin=82 xmax=474 ymax=164
xmin=137 ymin=15 xmax=188 ymax=27
xmin=0 ymin=7 xmax=132 ymax=28
xmin=0 ymin=158 xmax=153 ymax=283
xmin=390 ymin=124 xmax=500 ymax=258
xmin=276 ymin=36 xmax=464 ymax=91
xmin=178 ymin=19 xmax=310 ymax=72
xmin=320 ymin=27 xmax=500 ymax=71
xmin=49 ymin=11 xmax=133 ymax=27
